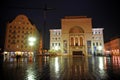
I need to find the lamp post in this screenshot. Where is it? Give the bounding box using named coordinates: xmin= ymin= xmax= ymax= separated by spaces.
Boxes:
xmin=28 ymin=37 xmax=36 ymax=57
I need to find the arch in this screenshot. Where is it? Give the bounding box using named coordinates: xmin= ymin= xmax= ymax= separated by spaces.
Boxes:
xmin=71 ymin=37 xmax=74 ymax=46
xmin=80 ymin=37 xmax=83 ymax=46
xmin=69 ymin=26 xmax=84 ymax=33
xmin=75 ymin=37 xmax=78 ymax=46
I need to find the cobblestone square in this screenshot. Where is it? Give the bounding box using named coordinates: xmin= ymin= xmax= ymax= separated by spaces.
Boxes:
xmin=0 ymin=56 xmax=120 ymax=80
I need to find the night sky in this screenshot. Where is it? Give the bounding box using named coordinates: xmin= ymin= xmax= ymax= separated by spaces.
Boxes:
xmin=0 ymin=0 xmax=119 ymax=50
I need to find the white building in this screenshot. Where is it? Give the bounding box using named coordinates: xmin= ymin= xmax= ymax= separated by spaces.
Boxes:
xmin=49 ymin=29 xmax=62 ymax=54
xmin=92 ymin=28 xmax=104 ymax=55
xmin=49 ymin=16 xmax=104 ymax=56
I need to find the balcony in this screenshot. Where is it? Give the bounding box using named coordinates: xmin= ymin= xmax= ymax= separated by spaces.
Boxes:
xmin=70 ymin=45 xmax=85 ymax=49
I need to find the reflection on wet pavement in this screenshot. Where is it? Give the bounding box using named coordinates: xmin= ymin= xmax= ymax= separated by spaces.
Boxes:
xmin=0 ymin=56 xmax=120 ymax=80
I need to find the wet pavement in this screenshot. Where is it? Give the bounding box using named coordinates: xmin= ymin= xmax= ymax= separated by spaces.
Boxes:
xmin=0 ymin=56 xmax=120 ymax=80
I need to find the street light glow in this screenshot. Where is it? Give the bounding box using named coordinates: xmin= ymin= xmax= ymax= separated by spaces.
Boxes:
xmin=29 ymin=42 xmax=34 ymax=46
xmin=54 ymin=46 xmax=59 ymax=51
xmin=98 ymin=46 xmax=102 ymax=51
xmin=28 ymin=37 xmax=36 ymax=42
xmin=28 ymin=37 xmax=36 ymax=46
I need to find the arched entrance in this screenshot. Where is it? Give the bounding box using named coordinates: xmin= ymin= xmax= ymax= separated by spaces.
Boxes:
xmin=69 ymin=26 xmax=85 ymax=56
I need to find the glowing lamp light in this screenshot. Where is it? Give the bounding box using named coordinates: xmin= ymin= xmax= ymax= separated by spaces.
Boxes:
xmin=54 ymin=46 xmax=59 ymax=50
xmin=28 ymin=37 xmax=36 ymax=46
xmin=98 ymin=46 xmax=102 ymax=50
xmin=28 ymin=37 xmax=36 ymax=42
xmin=29 ymin=42 xmax=34 ymax=46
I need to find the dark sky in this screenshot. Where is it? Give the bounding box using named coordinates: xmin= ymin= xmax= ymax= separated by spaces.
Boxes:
xmin=0 ymin=0 xmax=119 ymax=49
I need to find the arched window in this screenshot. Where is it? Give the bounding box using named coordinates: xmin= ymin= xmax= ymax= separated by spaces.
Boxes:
xmin=80 ymin=37 xmax=83 ymax=46
xmin=75 ymin=37 xmax=78 ymax=46
xmin=69 ymin=26 xmax=84 ymax=33
xmin=71 ymin=37 xmax=74 ymax=46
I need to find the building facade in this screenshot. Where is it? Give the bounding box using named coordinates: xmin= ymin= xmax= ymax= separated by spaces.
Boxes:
xmin=92 ymin=28 xmax=104 ymax=55
xmin=50 ymin=16 xmax=104 ymax=56
xmin=49 ymin=29 xmax=62 ymax=54
xmin=104 ymin=36 xmax=120 ymax=56
xmin=4 ymin=14 xmax=40 ymax=57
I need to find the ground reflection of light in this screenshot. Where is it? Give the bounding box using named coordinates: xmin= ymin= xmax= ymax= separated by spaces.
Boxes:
xmin=55 ymin=57 xmax=59 ymax=73
xmin=27 ymin=67 xmax=35 ymax=80
xmin=99 ymin=57 xmax=104 ymax=70
xmin=104 ymin=57 xmax=107 ymax=69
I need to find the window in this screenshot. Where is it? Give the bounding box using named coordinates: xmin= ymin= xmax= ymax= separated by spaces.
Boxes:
xmin=9 ymin=30 xmax=12 ymax=33
xmin=22 ymin=31 xmax=24 ymax=33
xmin=8 ymin=45 xmax=10 ymax=48
xmin=56 ymin=43 xmax=57 ymax=46
xmin=8 ymin=40 xmax=10 ymax=42
xmin=9 ymin=35 xmax=11 ymax=37
xmin=14 ymin=26 xmax=16 ymax=28
xmin=59 ymin=32 xmax=60 ymax=35
xmin=58 ymin=37 xmax=60 ymax=40
xmin=52 ymin=38 xmax=54 ymax=40
xmin=18 ymin=26 xmax=20 ymax=29
xmin=21 ymin=41 xmax=23 ymax=43
xmin=59 ymin=43 xmax=60 ymax=46
xmin=71 ymin=37 xmax=74 ymax=46
xmin=18 ymin=30 xmax=20 ymax=33
xmin=10 ymin=26 xmax=12 ymax=28
xmin=96 ymin=42 xmax=98 ymax=46
xmin=52 ymin=43 xmax=54 ymax=47
xmin=87 ymin=40 xmax=91 ymax=47
xmin=55 ymin=38 xmax=57 ymax=40
xmin=21 ymin=45 xmax=23 ymax=48
xmin=17 ymin=40 xmax=19 ymax=43
xmin=93 ymin=43 xmax=95 ymax=46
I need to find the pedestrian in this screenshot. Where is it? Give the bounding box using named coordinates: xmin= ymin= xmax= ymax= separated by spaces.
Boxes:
xmin=4 ymin=54 xmax=8 ymax=61
xmin=16 ymin=55 xmax=19 ymax=63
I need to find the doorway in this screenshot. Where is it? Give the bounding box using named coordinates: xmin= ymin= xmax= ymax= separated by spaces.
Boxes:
xmin=72 ymin=51 xmax=84 ymax=56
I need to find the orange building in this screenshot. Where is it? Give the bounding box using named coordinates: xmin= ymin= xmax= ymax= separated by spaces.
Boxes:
xmin=104 ymin=36 xmax=120 ymax=56
xmin=4 ymin=14 xmax=40 ymax=57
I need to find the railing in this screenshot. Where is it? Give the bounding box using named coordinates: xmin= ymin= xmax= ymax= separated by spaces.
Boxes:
xmin=70 ymin=45 xmax=85 ymax=49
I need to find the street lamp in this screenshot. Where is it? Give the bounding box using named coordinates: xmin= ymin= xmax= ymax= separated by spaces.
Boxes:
xmin=28 ymin=37 xmax=36 ymax=57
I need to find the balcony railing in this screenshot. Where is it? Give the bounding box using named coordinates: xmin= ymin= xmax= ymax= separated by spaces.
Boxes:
xmin=70 ymin=45 xmax=85 ymax=49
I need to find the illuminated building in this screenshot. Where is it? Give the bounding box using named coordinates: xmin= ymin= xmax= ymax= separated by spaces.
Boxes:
xmin=92 ymin=28 xmax=104 ymax=55
xmin=104 ymin=36 xmax=120 ymax=56
xmin=49 ymin=29 xmax=62 ymax=55
xmin=4 ymin=14 xmax=40 ymax=57
xmin=50 ymin=16 xmax=104 ymax=56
